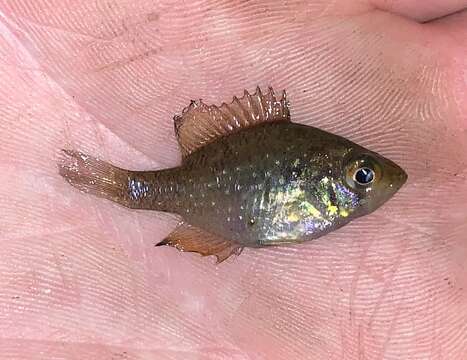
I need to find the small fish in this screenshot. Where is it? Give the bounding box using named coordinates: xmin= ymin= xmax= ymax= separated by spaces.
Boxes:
xmin=59 ymin=87 xmax=407 ymax=262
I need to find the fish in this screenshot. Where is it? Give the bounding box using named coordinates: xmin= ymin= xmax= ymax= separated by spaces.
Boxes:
xmin=58 ymin=87 xmax=407 ymax=263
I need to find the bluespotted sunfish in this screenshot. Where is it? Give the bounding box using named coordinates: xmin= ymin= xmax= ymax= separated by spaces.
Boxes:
xmin=59 ymin=87 xmax=407 ymax=262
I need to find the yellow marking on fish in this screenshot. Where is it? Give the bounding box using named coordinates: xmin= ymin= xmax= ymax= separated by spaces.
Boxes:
xmin=340 ymin=209 xmax=349 ymax=217
xmin=302 ymin=202 xmax=322 ymax=218
xmin=287 ymin=213 xmax=300 ymax=222
xmin=327 ymin=203 xmax=338 ymax=216
xmin=324 ymin=199 xmax=338 ymax=216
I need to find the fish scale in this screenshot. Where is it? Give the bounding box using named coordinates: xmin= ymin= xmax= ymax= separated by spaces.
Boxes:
xmin=59 ymin=87 xmax=407 ymax=263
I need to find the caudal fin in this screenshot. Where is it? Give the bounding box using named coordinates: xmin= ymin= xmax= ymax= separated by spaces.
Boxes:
xmin=58 ymin=149 xmax=131 ymax=205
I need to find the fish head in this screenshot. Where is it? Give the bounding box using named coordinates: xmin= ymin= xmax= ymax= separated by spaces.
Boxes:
xmin=336 ymin=148 xmax=407 ymax=216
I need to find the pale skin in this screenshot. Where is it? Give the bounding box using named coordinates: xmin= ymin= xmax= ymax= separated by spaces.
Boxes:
xmin=0 ymin=0 xmax=466 ymax=359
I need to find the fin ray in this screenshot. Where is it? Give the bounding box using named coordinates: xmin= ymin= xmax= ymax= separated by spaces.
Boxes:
xmin=58 ymin=150 xmax=130 ymax=204
xmin=157 ymin=223 xmax=242 ymax=263
xmin=174 ymin=87 xmax=290 ymax=158
xmin=58 ymin=150 xmax=158 ymax=210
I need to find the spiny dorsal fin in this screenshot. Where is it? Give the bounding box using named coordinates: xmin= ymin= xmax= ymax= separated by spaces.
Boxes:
xmin=156 ymin=223 xmax=243 ymax=263
xmin=174 ymin=86 xmax=290 ymax=158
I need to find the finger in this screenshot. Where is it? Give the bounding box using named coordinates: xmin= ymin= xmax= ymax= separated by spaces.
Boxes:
xmin=370 ymin=0 xmax=467 ymax=22
xmin=425 ymin=9 xmax=467 ymax=118
xmin=428 ymin=9 xmax=467 ymax=44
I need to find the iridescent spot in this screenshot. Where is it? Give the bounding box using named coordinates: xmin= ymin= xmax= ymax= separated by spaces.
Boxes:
xmin=128 ymin=179 xmax=151 ymax=200
xmin=334 ymin=183 xmax=359 ymax=207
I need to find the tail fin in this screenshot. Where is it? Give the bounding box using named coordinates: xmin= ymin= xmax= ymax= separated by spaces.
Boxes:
xmin=58 ymin=149 xmax=132 ymax=206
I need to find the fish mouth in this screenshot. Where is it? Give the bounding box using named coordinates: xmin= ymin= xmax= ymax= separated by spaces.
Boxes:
xmin=387 ymin=162 xmax=408 ymax=192
xmin=398 ymin=169 xmax=408 ymax=187
xmin=363 ymin=159 xmax=407 ymax=213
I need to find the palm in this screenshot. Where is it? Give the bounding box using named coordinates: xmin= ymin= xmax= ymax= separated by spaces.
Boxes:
xmin=1 ymin=1 xmax=466 ymax=358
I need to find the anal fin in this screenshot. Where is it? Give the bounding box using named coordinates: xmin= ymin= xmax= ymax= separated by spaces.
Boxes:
xmin=156 ymin=224 xmax=242 ymax=263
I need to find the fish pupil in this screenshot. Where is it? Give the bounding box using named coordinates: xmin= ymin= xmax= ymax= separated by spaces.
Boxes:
xmin=354 ymin=167 xmax=374 ymax=185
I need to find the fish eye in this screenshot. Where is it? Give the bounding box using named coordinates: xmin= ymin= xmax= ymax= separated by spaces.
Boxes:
xmin=353 ymin=167 xmax=375 ymax=185
xmin=345 ymin=155 xmax=381 ymax=189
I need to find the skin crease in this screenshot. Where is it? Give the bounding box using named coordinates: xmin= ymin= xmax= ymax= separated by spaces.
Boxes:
xmin=0 ymin=0 xmax=466 ymax=359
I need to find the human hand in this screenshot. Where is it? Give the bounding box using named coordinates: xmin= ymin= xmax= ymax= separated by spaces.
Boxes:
xmin=1 ymin=0 xmax=466 ymax=358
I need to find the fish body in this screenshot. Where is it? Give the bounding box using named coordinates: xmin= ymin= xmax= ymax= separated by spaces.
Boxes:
xmin=59 ymin=88 xmax=407 ymax=262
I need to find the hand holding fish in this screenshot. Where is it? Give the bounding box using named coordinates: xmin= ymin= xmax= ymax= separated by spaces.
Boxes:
xmin=0 ymin=1 xmax=466 ymax=359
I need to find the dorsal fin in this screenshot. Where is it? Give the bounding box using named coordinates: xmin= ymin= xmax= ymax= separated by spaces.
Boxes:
xmin=174 ymin=86 xmax=290 ymax=158
xmin=156 ymin=223 xmax=243 ymax=263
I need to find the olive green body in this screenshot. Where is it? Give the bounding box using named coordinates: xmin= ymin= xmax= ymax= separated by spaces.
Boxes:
xmin=132 ymin=122 xmax=372 ymax=247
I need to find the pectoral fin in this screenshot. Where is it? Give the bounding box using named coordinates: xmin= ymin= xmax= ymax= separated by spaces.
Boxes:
xmin=156 ymin=223 xmax=242 ymax=263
